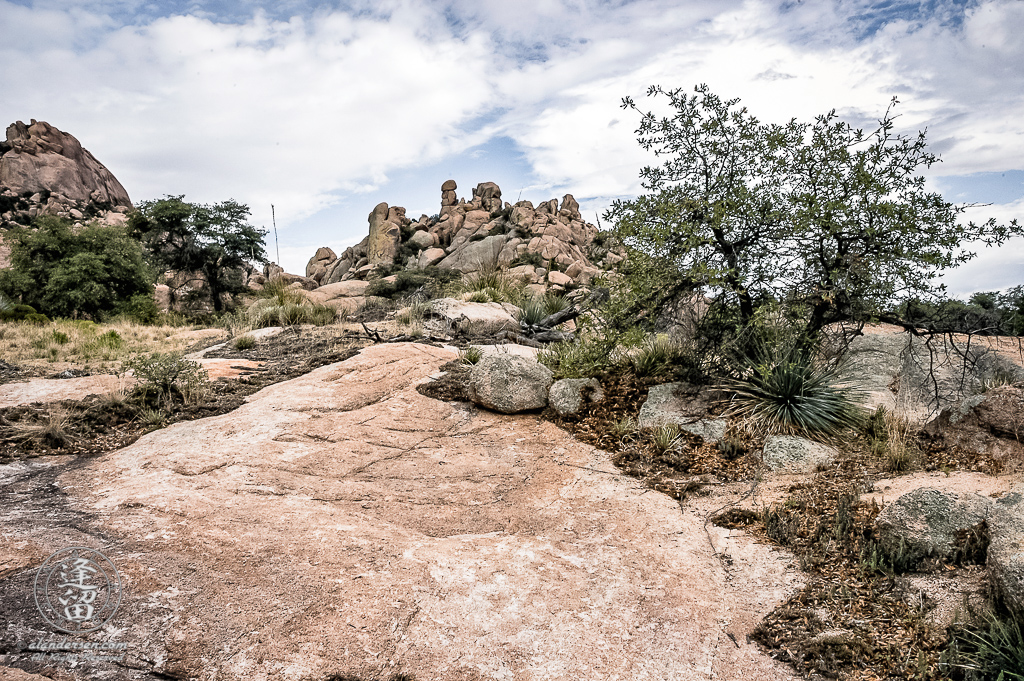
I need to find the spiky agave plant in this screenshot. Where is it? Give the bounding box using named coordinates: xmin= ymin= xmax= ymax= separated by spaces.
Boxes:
xmin=721 ymin=343 xmax=865 ymax=437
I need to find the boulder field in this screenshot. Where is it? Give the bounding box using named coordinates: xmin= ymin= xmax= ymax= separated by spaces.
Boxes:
xmin=0 ymin=343 xmax=799 ymax=681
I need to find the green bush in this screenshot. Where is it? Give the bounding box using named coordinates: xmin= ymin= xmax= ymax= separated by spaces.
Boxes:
xmin=115 ymin=293 xmax=160 ymax=324
xmin=233 ymin=334 xmax=256 ymax=350
xmin=538 ymin=334 xmax=621 ymax=379
xmin=24 ymin=312 xmax=50 ymax=324
xmin=721 ymin=344 xmax=865 ymax=437
xmin=52 ymin=331 xmax=70 ymax=345
xmin=516 ymin=298 xmax=549 ymax=327
xmin=0 ymin=216 xmax=152 ymax=319
xmin=124 ymin=352 xmax=208 ymax=408
xmin=365 ymin=268 xmax=460 ymax=300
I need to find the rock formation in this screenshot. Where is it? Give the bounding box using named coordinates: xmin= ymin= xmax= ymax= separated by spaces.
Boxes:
xmin=0 ymin=120 xmax=132 ymax=229
xmin=0 ymin=120 xmax=134 ymax=269
xmin=302 ymin=180 xmax=620 ymax=293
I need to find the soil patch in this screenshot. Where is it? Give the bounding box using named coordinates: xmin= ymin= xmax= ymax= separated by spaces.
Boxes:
xmin=0 ymin=329 xmax=368 ymax=462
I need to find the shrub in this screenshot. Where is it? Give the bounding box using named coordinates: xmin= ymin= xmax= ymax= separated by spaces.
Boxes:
xmin=459 ymin=346 xmax=483 ymax=365
xmin=538 ymin=334 xmax=621 ymax=379
xmin=629 ymin=335 xmax=688 ymax=378
xmin=945 ymin=609 xmax=1024 ymax=680
xmin=721 ymin=344 xmax=865 ymax=437
xmin=516 ymin=298 xmax=549 ymax=327
xmin=0 ymin=216 xmax=152 ymax=319
xmin=52 ymin=331 xmax=70 ymax=345
xmin=511 ymin=251 xmax=545 ymax=268
xmin=233 ymin=334 xmax=256 ymax=350
xmin=115 ymin=293 xmax=160 ymax=324
xmin=124 ymin=352 xmax=209 ymax=408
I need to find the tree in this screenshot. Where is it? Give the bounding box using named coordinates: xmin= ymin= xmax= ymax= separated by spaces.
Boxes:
xmin=0 ymin=216 xmax=153 ymax=319
xmin=129 ymin=196 xmax=267 ymax=312
xmin=606 ymin=84 xmax=1022 ymax=349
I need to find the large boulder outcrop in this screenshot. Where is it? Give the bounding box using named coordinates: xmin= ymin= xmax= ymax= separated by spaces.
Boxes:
xmin=468 ymin=354 xmax=554 ymax=413
xmin=0 ymin=343 xmax=800 ymax=680
xmin=0 ymin=120 xmax=132 ymax=235
xmin=874 ymin=488 xmax=995 ymax=566
xmin=302 ymin=180 xmax=623 ymax=291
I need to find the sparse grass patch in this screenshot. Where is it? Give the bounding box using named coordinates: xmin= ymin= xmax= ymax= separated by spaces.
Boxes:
xmin=946 ymin=609 xmax=1024 ymax=680
xmin=124 ymin=352 xmax=209 ymax=409
xmin=0 ymin=318 xmax=215 ymax=373
xmin=459 ymin=346 xmax=483 ymax=365
xmin=8 ymin=406 xmax=74 ymax=448
xmin=233 ymin=334 xmax=256 ymax=351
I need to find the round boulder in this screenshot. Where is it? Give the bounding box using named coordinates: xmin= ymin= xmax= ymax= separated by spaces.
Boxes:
xmin=875 ymin=487 xmax=995 ymax=566
xmin=468 ymin=355 xmax=553 ymax=414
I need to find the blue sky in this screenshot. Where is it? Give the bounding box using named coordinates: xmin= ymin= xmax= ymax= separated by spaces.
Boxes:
xmin=1 ymin=0 xmax=1022 ymax=295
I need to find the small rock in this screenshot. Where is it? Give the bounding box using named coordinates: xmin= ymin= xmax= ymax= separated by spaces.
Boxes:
xmin=762 ymin=435 xmax=837 ymax=473
xmin=468 ymin=355 xmax=553 ymax=414
xmin=548 ymin=378 xmax=604 ymax=417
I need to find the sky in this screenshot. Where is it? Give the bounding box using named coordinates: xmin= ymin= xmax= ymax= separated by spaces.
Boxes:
xmin=1 ymin=0 xmax=1022 ymax=296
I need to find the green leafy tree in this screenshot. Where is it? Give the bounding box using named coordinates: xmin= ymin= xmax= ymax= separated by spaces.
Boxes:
xmin=606 ymin=84 xmax=1022 ymax=348
xmin=0 ymin=216 xmax=153 ymax=319
xmin=129 ymin=196 xmax=267 ymax=312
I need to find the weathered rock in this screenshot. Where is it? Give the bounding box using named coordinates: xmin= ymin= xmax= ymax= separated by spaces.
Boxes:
xmin=441 ymin=178 xmax=457 ymax=193
xmin=548 ymin=270 xmax=573 ymax=287
xmin=549 ymin=378 xmax=604 ymax=417
xmin=274 ymin=272 xmax=318 ymax=290
xmin=0 ymin=120 xmax=131 ymax=208
xmin=0 ymin=344 xmax=801 ymax=680
xmin=762 ymin=435 xmax=837 ymax=473
xmin=305 ymin=246 xmax=337 ymax=278
xmin=875 ymin=488 xmax=995 ymax=565
xmin=306 ymin=280 xmax=370 ymax=307
xmin=154 ymin=284 xmax=171 ymax=312
xmin=408 ymin=229 xmax=434 ymax=251
xmin=988 ymin=490 xmax=1024 ymax=617
xmin=427 ymin=298 xmax=519 ymax=336
xmin=638 ymin=383 xmax=727 ymax=442
xmin=367 ymin=202 xmax=400 ymax=265
xmin=469 ymin=354 xmax=554 ymax=413
xmin=417 ymin=247 xmax=447 ymax=269
xmin=923 ymin=385 xmax=1024 ymax=466
xmin=437 ymin=234 xmax=508 ymax=272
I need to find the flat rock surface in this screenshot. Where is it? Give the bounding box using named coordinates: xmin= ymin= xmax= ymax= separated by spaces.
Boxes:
xmin=0 ymin=375 xmax=128 ymax=408
xmin=1 ymin=343 xmax=798 ymax=681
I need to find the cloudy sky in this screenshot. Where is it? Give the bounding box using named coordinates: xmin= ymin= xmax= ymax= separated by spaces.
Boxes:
xmin=1 ymin=0 xmax=1022 ymax=295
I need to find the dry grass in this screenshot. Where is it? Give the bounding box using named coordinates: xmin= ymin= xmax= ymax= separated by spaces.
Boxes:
xmin=0 ymin=319 xmax=220 ymax=375
xmin=8 ymin=406 xmax=75 ymax=448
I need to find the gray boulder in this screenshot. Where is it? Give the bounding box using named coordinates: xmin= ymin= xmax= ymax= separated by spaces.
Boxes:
xmin=988 ymin=490 xmax=1024 ymax=617
xmin=469 ymin=355 xmax=553 ymax=414
xmin=638 ymin=382 xmax=727 ymax=443
xmin=875 ymin=488 xmax=995 ymax=566
xmin=428 ymin=298 xmax=519 ymax=336
xmin=762 ymin=435 xmax=837 ymax=473
xmin=549 ymin=378 xmax=604 ymax=417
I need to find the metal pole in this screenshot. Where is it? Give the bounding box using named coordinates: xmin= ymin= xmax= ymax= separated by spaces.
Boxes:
xmin=271 ymin=204 xmax=280 ymax=265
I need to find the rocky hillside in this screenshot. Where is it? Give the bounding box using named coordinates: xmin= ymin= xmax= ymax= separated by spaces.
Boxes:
xmin=278 ymin=180 xmax=621 ymax=294
xmin=0 ymin=120 xmax=133 ymax=267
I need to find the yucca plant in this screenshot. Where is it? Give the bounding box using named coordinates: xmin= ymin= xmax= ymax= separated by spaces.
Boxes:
xmin=946 ymin=610 xmax=1024 ymax=680
xmin=721 ymin=343 xmax=865 ymax=437
xmin=516 ymin=298 xmax=549 ymax=327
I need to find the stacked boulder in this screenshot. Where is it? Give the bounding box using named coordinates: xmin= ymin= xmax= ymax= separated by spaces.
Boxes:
xmin=0 ymin=120 xmax=134 ymax=268
xmin=0 ymin=120 xmax=132 ymax=228
xmin=300 ymin=180 xmax=617 ymax=293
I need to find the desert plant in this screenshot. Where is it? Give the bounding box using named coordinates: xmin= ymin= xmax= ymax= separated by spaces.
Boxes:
xmin=721 ymin=344 xmax=865 ymax=437
xmin=459 ymin=346 xmax=483 ymax=365
xmin=650 ymin=423 xmax=681 ymax=453
xmin=124 ymin=352 xmax=209 ymax=409
xmin=945 ymin=610 xmax=1024 ymax=680
xmin=140 ymin=408 xmax=167 ymax=427
xmin=10 ymin=406 xmax=74 ymax=448
xmin=610 ymin=416 xmax=638 ymax=438
xmin=516 ymin=298 xmax=549 ymax=327
xmin=866 ymin=406 xmax=918 ymax=473
xmin=233 ymin=334 xmax=256 ymax=350
xmin=538 ymin=334 xmax=622 ymax=379
xmin=977 ymin=366 xmax=1019 ymax=394
xmin=629 ymin=335 xmax=686 ymax=378
xmin=51 ymin=330 xmax=70 ymax=345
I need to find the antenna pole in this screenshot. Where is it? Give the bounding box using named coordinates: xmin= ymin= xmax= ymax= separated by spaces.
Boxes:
xmin=271 ymin=204 xmax=280 ymax=265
